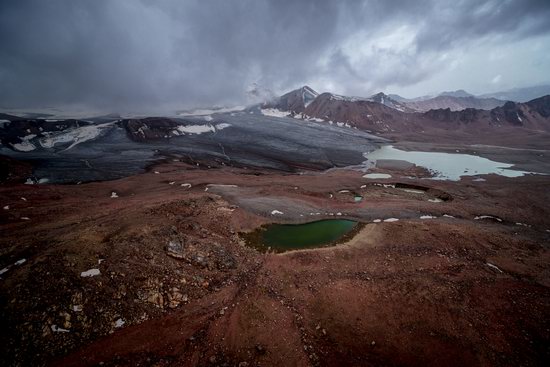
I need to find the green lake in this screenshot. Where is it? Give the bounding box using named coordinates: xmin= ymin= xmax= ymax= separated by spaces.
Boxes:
xmin=246 ymin=219 xmax=358 ymax=252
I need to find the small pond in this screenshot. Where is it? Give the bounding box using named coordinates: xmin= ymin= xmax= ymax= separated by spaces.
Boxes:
xmin=244 ymin=219 xmax=359 ymax=253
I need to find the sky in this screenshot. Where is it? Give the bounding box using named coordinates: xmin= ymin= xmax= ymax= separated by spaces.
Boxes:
xmin=1 ymin=0 xmax=550 ymax=111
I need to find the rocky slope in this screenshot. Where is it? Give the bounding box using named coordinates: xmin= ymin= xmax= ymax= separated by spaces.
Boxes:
xmin=301 ymin=92 xmax=550 ymax=135
xmin=302 ymin=92 xmax=417 ymax=132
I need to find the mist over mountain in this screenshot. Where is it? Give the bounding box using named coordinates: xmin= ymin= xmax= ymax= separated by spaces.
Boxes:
xmin=478 ymin=85 xmax=550 ymax=102
xmin=438 ymin=90 xmax=474 ymax=98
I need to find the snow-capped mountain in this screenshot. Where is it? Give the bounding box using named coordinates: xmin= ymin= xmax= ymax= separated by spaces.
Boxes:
xmin=259 ymin=86 xmax=319 ymax=117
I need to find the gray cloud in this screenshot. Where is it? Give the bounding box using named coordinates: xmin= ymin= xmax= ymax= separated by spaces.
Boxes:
xmin=1 ymin=0 xmax=549 ymax=111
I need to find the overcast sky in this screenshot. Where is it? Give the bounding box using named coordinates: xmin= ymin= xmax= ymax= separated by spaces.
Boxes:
xmin=1 ymin=0 xmax=550 ymax=111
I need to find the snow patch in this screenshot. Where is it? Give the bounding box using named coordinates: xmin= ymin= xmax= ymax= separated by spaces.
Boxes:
xmin=11 ymin=140 xmax=36 ymax=152
xmin=176 ymin=124 xmax=216 ymax=135
xmin=474 ymin=215 xmax=502 ymax=222
xmin=115 ymin=318 xmax=125 ymax=328
xmin=486 ymin=263 xmax=503 ymax=273
xmin=110 ymin=192 xmax=119 ymax=198
xmin=39 ymin=122 xmax=113 ymax=150
xmin=420 ymin=215 xmax=437 ymax=219
xmin=383 ymin=218 xmax=399 ymax=222
xmin=215 ymin=123 xmax=231 ymax=130
xmin=11 ymin=134 xmax=37 ymax=151
xmin=81 ymin=268 xmax=101 ymax=277
xmin=271 ymin=210 xmax=284 ymax=215
xmin=51 ymin=325 xmax=70 ymax=333
xmin=364 ymin=173 xmax=392 ymax=179
xmin=260 ymin=108 xmax=290 ymax=118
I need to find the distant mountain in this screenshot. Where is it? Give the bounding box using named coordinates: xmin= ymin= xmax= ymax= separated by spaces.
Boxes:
xmin=261 ymin=85 xmax=319 ymax=115
xmin=387 ymin=94 xmax=408 ymax=103
xmin=438 ymin=89 xmax=474 ymax=98
xmin=302 ymin=92 xmax=411 ymax=132
xmin=301 ymin=91 xmax=550 ymax=135
xmin=404 ymin=95 xmax=507 ymax=112
xmin=253 ymin=85 xmax=550 ymax=138
xmin=421 ymin=95 xmax=550 ymax=132
xmin=478 ymin=85 xmax=550 ymax=103
xmin=367 ymin=92 xmax=416 ymax=112
xmin=387 ymin=94 xmax=434 ymax=103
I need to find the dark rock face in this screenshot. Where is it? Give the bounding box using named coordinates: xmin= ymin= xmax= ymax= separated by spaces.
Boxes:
xmin=304 ymin=93 xmax=407 ymax=125
xmin=423 ymin=107 xmax=483 ymax=124
xmin=122 ymin=118 xmax=181 ymax=142
xmin=491 ymin=101 xmax=525 ymax=126
xmin=526 ymin=95 xmax=550 ymax=118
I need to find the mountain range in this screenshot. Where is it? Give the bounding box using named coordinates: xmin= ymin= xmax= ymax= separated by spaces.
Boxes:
xmin=259 ymin=86 xmax=550 ymax=116
xmin=2 ymin=84 xmax=550 ymax=158
xmin=258 ymin=86 xmax=550 ymax=138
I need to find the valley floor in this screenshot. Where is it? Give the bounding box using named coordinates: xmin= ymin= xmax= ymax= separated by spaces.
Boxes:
xmin=1 ymin=144 xmax=549 ymax=366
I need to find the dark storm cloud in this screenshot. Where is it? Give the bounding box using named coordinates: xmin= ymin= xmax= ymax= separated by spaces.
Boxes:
xmin=414 ymin=0 xmax=550 ymax=51
xmin=0 ymin=0 xmax=549 ymax=110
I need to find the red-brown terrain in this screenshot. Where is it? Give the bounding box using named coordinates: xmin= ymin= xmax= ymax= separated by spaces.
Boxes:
xmin=1 ymin=138 xmax=550 ymax=366
xmin=2 ymin=89 xmax=550 ymax=366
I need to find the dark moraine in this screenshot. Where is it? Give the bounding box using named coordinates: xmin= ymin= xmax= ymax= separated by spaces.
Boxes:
xmin=0 ymin=112 xmax=387 ymax=183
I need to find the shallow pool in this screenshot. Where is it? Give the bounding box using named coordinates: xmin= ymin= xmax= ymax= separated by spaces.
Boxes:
xmin=245 ymin=219 xmax=358 ymax=252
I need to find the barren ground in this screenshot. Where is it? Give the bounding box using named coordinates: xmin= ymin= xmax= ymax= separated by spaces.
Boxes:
xmin=1 ymin=143 xmax=549 ymax=366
